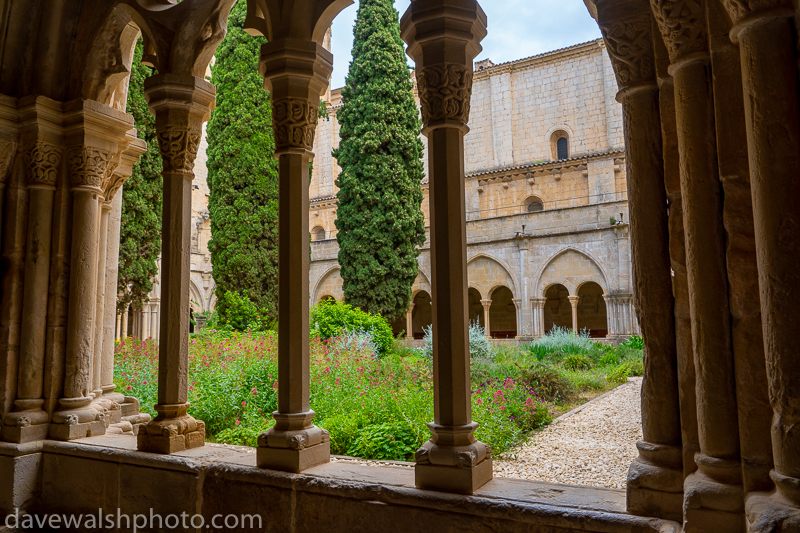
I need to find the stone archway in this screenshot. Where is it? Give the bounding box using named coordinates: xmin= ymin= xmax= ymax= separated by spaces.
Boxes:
xmin=489 ymin=286 xmax=516 ymax=339
xmin=544 ymin=284 xmax=571 ymax=333
xmin=577 ymin=281 xmax=607 ymax=338
xmin=468 ymin=287 xmax=484 ymax=329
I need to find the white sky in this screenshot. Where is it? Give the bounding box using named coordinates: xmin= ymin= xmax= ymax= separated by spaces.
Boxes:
xmin=329 ymin=0 xmax=602 ymax=90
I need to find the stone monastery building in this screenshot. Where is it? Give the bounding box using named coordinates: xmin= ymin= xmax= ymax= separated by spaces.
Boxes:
xmin=310 ymin=39 xmax=640 ymax=341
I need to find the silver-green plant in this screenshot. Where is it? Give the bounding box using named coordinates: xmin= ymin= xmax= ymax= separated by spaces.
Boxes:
xmin=420 ymin=320 xmax=494 ymax=360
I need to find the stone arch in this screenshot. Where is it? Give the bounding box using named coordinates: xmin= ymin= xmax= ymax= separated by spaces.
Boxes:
xmin=312 ymin=266 xmax=344 ymax=303
xmin=524 ymin=195 xmax=545 ymax=212
xmin=544 ymin=283 xmax=572 ymax=333
xmin=189 ymin=280 xmax=205 ymax=313
xmin=545 ymin=123 xmax=575 ymax=161
xmin=489 ymin=285 xmax=516 ymax=339
xmin=577 ymin=281 xmax=608 ymax=338
xmin=467 ymin=253 xmax=518 ymax=299
xmin=468 ymin=287 xmax=484 ymax=328
xmin=311 ymin=225 xmax=326 ymax=241
xmin=534 ymin=247 xmax=610 ymax=296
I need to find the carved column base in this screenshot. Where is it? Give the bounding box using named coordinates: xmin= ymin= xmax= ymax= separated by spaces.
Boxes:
xmin=683 ymin=455 xmax=745 ymax=533
xmin=137 ymin=403 xmax=205 ymax=454
xmin=414 ymin=423 xmax=493 ymax=494
xmin=49 ymin=396 xmax=107 ymax=441
xmin=1 ymin=400 xmax=50 ymax=443
xmin=257 ymin=411 xmax=330 ymax=473
xmin=745 ymin=473 xmax=800 ymax=533
xmin=626 ymin=441 xmax=684 ymax=522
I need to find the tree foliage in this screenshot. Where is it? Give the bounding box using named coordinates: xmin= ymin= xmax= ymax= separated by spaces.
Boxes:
xmin=206 ymin=2 xmax=280 ymax=320
xmin=333 ymin=0 xmax=426 ymax=322
xmin=119 ymin=40 xmax=162 ymax=312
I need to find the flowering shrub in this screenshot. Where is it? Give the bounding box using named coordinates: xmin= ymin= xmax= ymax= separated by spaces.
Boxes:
xmin=310 ymin=300 xmax=394 ymax=356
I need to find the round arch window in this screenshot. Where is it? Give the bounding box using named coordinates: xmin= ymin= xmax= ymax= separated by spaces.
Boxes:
xmin=557 ymin=137 xmax=569 ymax=160
xmin=526 ymin=196 xmax=544 ymax=213
xmin=549 ymin=130 xmax=570 ymax=160
xmin=312 ymin=226 xmax=326 ymax=241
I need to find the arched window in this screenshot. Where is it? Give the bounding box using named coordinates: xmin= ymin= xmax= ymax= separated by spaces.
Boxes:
xmin=526 ymin=196 xmax=544 ymax=212
xmin=557 ymin=137 xmax=569 ymax=160
xmin=312 ymin=226 xmax=326 ymax=241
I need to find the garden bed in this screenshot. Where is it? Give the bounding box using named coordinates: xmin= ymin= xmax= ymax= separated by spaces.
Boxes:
xmin=114 ymin=326 xmax=642 ymax=462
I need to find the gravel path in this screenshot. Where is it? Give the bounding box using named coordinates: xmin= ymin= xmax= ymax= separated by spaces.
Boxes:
xmin=494 ymin=377 xmax=643 ymax=489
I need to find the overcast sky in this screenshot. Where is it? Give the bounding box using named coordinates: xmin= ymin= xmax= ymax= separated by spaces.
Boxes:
xmin=329 ymin=0 xmax=602 ymax=89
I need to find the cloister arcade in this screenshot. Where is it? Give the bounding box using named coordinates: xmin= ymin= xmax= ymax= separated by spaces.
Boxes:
xmin=1 ymin=0 xmax=799 ymax=531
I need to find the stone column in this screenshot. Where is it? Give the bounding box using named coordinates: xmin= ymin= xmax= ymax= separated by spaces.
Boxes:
xmin=651 ymin=2 xmax=744 ymax=529
xmin=150 ymin=302 xmax=159 ymax=340
xmin=402 ymin=0 xmax=491 ymax=494
xmin=567 ymin=295 xmax=579 ymax=334
xmin=51 ymin=100 xmax=132 ymax=441
xmin=121 ymin=305 xmax=129 ymax=339
xmin=0 ymin=138 xmax=16 ymax=256
xmin=115 ymin=315 xmax=121 ymax=342
xmin=722 ymin=2 xmax=800 ymax=526
xmin=406 ymin=303 xmax=415 ymax=340
xmin=602 ymin=294 xmax=615 ymax=339
xmin=516 ymin=239 xmax=530 ymax=337
xmin=512 ymin=298 xmax=522 ymax=339
xmin=535 ymin=297 xmax=547 ymax=338
xmin=256 ymin=39 xmax=332 ymax=473
xmin=2 ymin=139 xmax=61 ymax=443
xmin=706 ymin=0 xmax=773 ymax=496
xmin=137 ymin=74 xmax=214 ymax=454
xmin=480 ymin=299 xmax=492 ymax=338
xmin=141 ymin=305 xmax=150 ymax=340
xmin=598 ymin=8 xmax=683 ymax=521
xmin=91 ymin=202 xmax=111 ymax=399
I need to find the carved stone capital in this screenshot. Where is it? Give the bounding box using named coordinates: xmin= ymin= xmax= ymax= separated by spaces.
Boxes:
xmin=66 ymin=145 xmax=113 ymax=191
xmin=156 ymin=126 xmax=202 ymax=174
xmin=0 ymin=140 xmax=17 ymax=184
xmin=104 ymin=172 xmax=127 ymax=204
xmin=598 ymin=13 xmax=656 ymax=89
xmin=24 ymin=141 xmax=63 ymax=187
xmin=719 ymin=0 xmax=788 ymax=25
xmin=417 ymin=63 xmax=474 ymax=127
xmin=271 ymin=97 xmax=319 ymax=153
xmin=650 ymin=0 xmax=708 ymax=63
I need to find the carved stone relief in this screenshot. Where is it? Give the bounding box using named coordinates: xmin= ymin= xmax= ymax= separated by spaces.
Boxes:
xmin=272 ymin=98 xmax=319 ymax=152
xmin=650 ymin=0 xmax=707 ymax=62
xmin=416 ymin=63 xmax=474 ymax=125
xmin=24 ymin=141 xmax=63 ymax=187
xmin=598 ymin=13 xmax=656 ymax=87
xmin=67 ymin=146 xmax=113 ymax=189
xmin=157 ymin=126 xmax=202 ymax=174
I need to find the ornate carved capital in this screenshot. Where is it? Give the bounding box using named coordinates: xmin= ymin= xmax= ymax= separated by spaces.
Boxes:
xmin=719 ymin=0 xmax=786 ymax=24
xmin=650 ymin=0 xmax=707 ymax=63
xmin=67 ymin=146 xmax=113 ymax=190
xmin=156 ymin=126 xmax=202 ymax=174
xmin=417 ymin=63 xmax=474 ymax=126
xmin=24 ymin=141 xmax=63 ymax=187
xmin=104 ymin=173 xmax=127 ymax=204
xmin=271 ymin=98 xmax=319 ymax=153
xmin=0 ymin=140 xmax=18 ymax=184
xmin=599 ymin=14 xmax=656 ymax=88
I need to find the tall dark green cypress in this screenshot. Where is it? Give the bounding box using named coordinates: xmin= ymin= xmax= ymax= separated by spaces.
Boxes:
xmin=206 ymin=1 xmax=280 ymax=320
xmin=119 ymin=40 xmax=162 ymax=313
xmin=333 ymin=0 xmax=426 ymax=322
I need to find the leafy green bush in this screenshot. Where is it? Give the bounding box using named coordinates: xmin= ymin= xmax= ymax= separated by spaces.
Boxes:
xmin=562 ymin=354 xmax=593 ymax=371
xmin=628 ymin=360 xmax=644 ymax=376
xmin=346 ymin=422 xmax=419 ymax=461
xmin=525 ymin=327 xmax=596 ymax=359
xmin=420 ymin=321 xmax=493 ymax=360
xmin=606 ymin=363 xmax=633 ymax=385
xmin=207 ymin=290 xmax=275 ymax=332
xmin=599 ymin=352 xmax=621 ymax=366
xmin=621 ymin=335 xmax=644 ymax=350
xmin=310 ymin=300 xmax=394 ymax=356
xmin=517 ymin=362 xmax=573 ymax=403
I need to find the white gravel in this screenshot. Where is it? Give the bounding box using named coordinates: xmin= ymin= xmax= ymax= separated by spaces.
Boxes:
xmin=494 ymin=377 xmax=643 ymax=489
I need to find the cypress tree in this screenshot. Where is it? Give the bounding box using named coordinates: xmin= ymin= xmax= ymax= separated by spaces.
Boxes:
xmin=206 ymin=2 xmax=280 ymax=320
xmin=333 ymin=0 xmax=426 ymax=322
xmin=118 ymin=40 xmax=162 ymax=312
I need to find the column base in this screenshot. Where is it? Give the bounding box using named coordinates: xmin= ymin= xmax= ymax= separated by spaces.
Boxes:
xmin=49 ymin=397 xmax=107 ymax=441
xmin=414 ymin=425 xmax=493 ymax=494
xmin=256 ymin=412 xmax=331 ymax=473
xmin=2 ymin=400 xmax=50 ymax=444
xmin=626 ymin=441 xmax=684 ymax=522
xmin=684 ymin=456 xmax=746 ymax=533
xmin=137 ymin=403 xmax=205 ymax=454
xmin=415 ymin=459 xmax=493 ymax=495
xmin=745 ymin=474 xmax=800 ymax=533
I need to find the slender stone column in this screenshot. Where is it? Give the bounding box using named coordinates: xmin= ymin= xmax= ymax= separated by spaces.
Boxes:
xmin=256 ymin=39 xmax=332 ymax=473
xmin=721 ymin=2 xmax=800 ymax=527
xmin=533 ymin=297 xmax=546 ymax=338
xmin=406 ymin=304 xmax=415 ymax=340
xmin=480 ymin=300 xmax=492 ymax=338
xmin=141 ymin=306 xmax=150 ymax=340
xmin=150 ymin=302 xmax=159 ymax=340
xmin=115 ymin=316 xmax=121 ymax=342
xmin=706 ymin=0 xmax=773 ymax=495
xmin=512 ymin=298 xmax=522 ymax=339
xmin=0 ymin=138 xmax=16 ymax=252
xmin=91 ymin=202 xmax=111 ymax=399
xmin=137 ymin=74 xmax=214 ymax=454
xmin=602 ymin=294 xmax=615 ymax=339
xmin=2 ymin=139 xmax=61 ymax=443
xmin=121 ymin=306 xmax=129 ymax=339
xmin=597 ymin=8 xmax=684 ymax=521
xmin=654 ymin=34 xmax=700 ymax=480
xmin=567 ymin=295 xmax=579 ymax=333
xmin=651 ymin=1 xmax=744 ymax=529
xmin=402 ymin=0 xmax=491 ymax=494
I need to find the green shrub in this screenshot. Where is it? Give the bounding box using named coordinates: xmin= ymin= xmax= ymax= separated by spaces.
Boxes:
xmin=568 ymin=371 xmax=605 ymax=390
xmin=517 ymin=362 xmax=573 ymax=403
xmin=599 ymin=352 xmax=621 ymax=366
xmin=628 ymin=360 xmax=644 ymax=376
xmin=208 ymin=290 xmax=275 ymax=332
xmin=213 ymin=419 xmax=273 ymax=447
xmin=606 ymin=363 xmax=633 ymax=385
xmin=562 ymin=354 xmax=593 ymax=371
xmin=346 ymin=422 xmax=419 ymax=461
xmin=420 ymin=320 xmax=493 ymax=360
xmin=310 ymin=300 xmax=394 ymax=356
xmin=525 ymin=327 xmax=596 ymax=359
xmin=621 ymin=335 xmax=644 ymax=350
